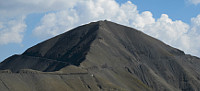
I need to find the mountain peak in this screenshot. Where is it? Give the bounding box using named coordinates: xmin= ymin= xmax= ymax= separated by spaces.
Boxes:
xmin=0 ymin=20 xmax=183 ymax=72
xmin=0 ymin=20 xmax=200 ymax=91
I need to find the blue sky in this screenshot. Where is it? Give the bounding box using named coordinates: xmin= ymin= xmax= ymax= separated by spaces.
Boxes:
xmin=118 ymin=0 xmax=200 ymax=23
xmin=0 ymin=0 xmax=200 ymax=62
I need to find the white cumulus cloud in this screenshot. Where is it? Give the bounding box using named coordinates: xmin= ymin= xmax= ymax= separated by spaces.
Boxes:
xmin=188 ymin=0 xmax=200 ymax=5
xmin=142 ymin=14 xmax=193 ymax=54
xmin=0 ymin=17 xmax=26 ymax=45
xmin=188 ymin=14 xmax=200 ymax=55
xmin=191 ymin=14 xmax=200 ymax=33
xmin=33 ymin=9 xmax=79 ymax=38
xmin=33 ymin=0 xmax=122 ymax=37
xmin=0 ymin=0 xmax=79 ymax=45
xmin=0 ymin=0 xmax=78 ymax=17
xmin=143 ymin=14 xmax=189 ymax=45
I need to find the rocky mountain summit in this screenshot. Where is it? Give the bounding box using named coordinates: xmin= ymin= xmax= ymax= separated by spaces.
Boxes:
xmin=0 ymin=20 xmax=200 ymax=91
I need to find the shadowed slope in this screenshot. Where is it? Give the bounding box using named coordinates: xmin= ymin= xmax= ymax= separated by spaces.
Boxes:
xmin=0 ymin=22 xmax=100 ymax=72
xmin=23 ymin=22 xmax=99 ymax=65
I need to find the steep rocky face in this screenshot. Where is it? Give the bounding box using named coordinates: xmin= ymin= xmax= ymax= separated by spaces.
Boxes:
xmin=23 ymin=22 xmax=99 ymax=65
xmin=0 ymin=20 xmax=200 ymax=91
xmin=0 ymin=22 xmax=99 ymax=72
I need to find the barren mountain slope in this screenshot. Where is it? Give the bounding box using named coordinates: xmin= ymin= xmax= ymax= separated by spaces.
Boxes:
xmin=0 ymin=20 xmax=200 ymax=91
